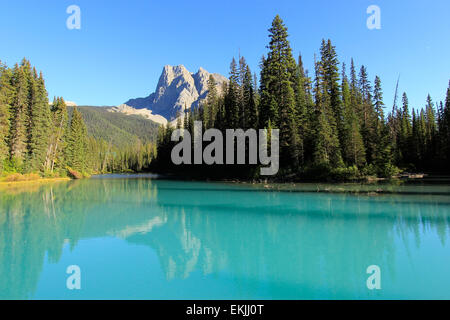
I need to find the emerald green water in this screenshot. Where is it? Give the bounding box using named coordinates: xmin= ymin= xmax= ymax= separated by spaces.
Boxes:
xmin=1 ymin=176 xmax=450 ymax=299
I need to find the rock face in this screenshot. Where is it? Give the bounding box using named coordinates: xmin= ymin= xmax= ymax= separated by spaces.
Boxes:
xmin=65 ymin=101 xmax=78 ymax=107
xmin=125 ymin=65 xmax=228 ymax=121
xmin=49 ymin=101 xmax=77 ymax=107
xmin=107 ymin=104 xmax=168 ymax=126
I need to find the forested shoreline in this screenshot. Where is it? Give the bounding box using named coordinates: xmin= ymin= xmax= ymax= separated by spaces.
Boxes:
xmin=153 ymin=15 xmax=450 ymax=181
xmin=1 ymin=15 xmax=449 ymax=183
xmin=0 ymin=59 xmax=155 ymax=180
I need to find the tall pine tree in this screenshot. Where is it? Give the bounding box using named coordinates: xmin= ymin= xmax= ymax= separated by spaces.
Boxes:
xmin=27 ymin=70 xmax=52 ymax=172
xmin=0 ymin=62 xmax=14 ymax=172
xmin=66 ymin=106 xmax=88 ymax=172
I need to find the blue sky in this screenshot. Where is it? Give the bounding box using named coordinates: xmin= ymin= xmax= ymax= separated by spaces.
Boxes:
xmin=0 ymin=0 xmax=449 ymax=112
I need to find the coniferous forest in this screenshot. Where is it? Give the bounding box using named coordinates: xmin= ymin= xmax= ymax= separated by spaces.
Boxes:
xmin=154 ymin=15 xmax=450 ymax=181
xmin=0 ymin=59 xmax=155 ymax=180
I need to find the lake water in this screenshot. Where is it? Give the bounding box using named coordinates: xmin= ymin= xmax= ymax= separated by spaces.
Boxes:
xmin=1 ymin=175 xmax=450 ymax=299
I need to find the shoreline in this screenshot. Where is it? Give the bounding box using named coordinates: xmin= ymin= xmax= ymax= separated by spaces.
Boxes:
xmin=0 ymin=177 xmax=71 ymax=190
xmin=1 ymin=172 xmax=449 ymax=196
xmin=92 ymin=172 xmax=450 ymax=196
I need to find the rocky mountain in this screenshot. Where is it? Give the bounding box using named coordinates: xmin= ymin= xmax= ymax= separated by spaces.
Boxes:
xmin=124 ymin=65 xmax=228 ymax=121
xmin=108 ymin=104 xmax=168 ymax=126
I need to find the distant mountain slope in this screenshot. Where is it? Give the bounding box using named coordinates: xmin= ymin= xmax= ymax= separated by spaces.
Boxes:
xmin=125 ymin=65 xmax=228 ymax=121
xmin=108 ymin=104 xmax=167 ymax=125
xmin=68 ymin=106 xmax=160 ymax=148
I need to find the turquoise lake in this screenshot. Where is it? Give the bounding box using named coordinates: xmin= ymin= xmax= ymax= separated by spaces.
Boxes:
xmin=1 ymin=175 xmax=450 ymax=299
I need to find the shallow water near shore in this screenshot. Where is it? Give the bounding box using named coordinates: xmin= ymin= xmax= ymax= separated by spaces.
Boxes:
xmin=1 ymin=175 xmax=450 ymax=299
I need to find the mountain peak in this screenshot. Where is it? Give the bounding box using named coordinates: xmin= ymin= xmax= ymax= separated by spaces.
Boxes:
xmin=125 ymin=65 xmax=228 ymax=121
xmin=158 ymin=65 xmax=190 ymax=88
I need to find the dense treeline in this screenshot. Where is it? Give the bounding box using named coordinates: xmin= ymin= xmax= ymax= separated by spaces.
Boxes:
xmin=154 ymin=15 xmax=450 ymax=180
xmin=0 ymin=59 xmax=155 ymax=178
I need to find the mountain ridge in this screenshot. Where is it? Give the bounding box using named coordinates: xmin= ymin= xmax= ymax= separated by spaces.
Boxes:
xmin=124 ymin=65 xmax=228 ymax=121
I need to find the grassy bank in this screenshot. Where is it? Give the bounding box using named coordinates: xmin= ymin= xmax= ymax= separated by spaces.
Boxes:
xmin=0 ymin=173 xmax=71 ymax=189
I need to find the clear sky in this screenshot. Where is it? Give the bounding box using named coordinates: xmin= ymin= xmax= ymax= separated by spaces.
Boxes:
xmin=0 ymin=0 xmax=449 ymax=112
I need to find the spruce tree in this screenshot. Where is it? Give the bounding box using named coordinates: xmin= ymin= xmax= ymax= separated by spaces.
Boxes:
xmin=411 ymin=109 xmax=427 ymax=168
xmin=9 ymin=63 xmax=30 ymax=168
xmin=183 ymin=104 xmax=189 ymax=130
xmin=312 ymin=59 xmax=343 ymax=168
xmin=397 ymin=92 xmax=412 ymax=165
xmin=0 ymin=62 xmax=14 ymax=173
xmin=341 ymin=69 xmax=365 ymax=167
xmin=373 ymin=76 xmax=385 ymax=132
xmin=237 ymin=56 xmax=247 ymax=128
xmin=424 ymin=94 xmax=437 ymax=168
xmin=442 ymin=82 xmax=450 ymax=165
xmin=293 ymin=54 xmax=310 ymax=165
xmin=224 ymin=58 xmax=240 ymax=128
xmin=358 ymin=66 xmax=377 ymax=163
xmin=205 ymin=75 xmax=218 ymax=129
xmin=176 ymin=110 xmax=182 ymax=129
xmin=27 ymin=70 xmax=52 ymax=172
xmin=258 ymin=15 xmax=300 ymax=170
xmin=371 ymin=76 xmax=394 ymax=174
xmin=319 ymin=40 xmax=344 ymax=147
xmin=66 ymin=107 xmax=88 ymax=172
xmin=242 ymin=65 xmax=258 ymax=130
xmin=258 ymin=15 xmax=297 ymax=129
xmin=425 ymin=95 xmax=436 ymax=143
xmin=279 ymin=79 xmax=300 ymax=170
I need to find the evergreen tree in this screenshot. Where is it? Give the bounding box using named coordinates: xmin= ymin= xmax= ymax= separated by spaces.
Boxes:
xmin=66 ymin=106 xmax=88 ymax=172
xmin=258 ymin=15 xmax=297 ymax=129
xmin=237 ymin=56 xmax=247 ymax=128
xmin=183 ymin=104 xmax=189 ymax=130
xmin=424 ymin=94 xmax=437 ymax=168
xmin=279 ymin=79 xmax=300 ymax=170
xmin=319 ymin=40 xmax=344 ymax=146
xmin=312 ymin=59 xmax=343 ymax=168
xmin=46 ymin=97 xmax=69 ymax=172
xmin=341 ymin=68 xmax=365 ymax=167
xmin=205 ymin=75 xmax=218 ymax=129
xmin=27 ymin=71 xmax=52 ymax=172
xmin=441 ymin=82 xmax=450 ymax=166
xmin=373 ymin=76 xmax=385 ymax=132
xmin=224 ymin=58 xmax=240 ymax=128
xmin=350 ymin=59 xmax=358 ymax=95
xmin=411 ymin=108 xmax=427 ymax=167
xmin=0 ymin=62 xmax=14 ymax=172
xmin=176 ymin=110 xmax=182 ymax=129
xmin=397 ymin=92 xmax=412 ymax=165
xmin=258 ymin=15 xmax=300 ymax=170
xmin=370 ymin=75 xmax=394 ymax=175
xmin=358 ymin=65 xmax=378 ymax=163
xmin=242 ymin=65 xmax=258 ymax=129
xmin=293 ymin=54 xmax=312 ymax=165
xmin=9 ymin=62 xmax=30 ymax=168
xmin=425 ymin=95 xmax=437 ymax=143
